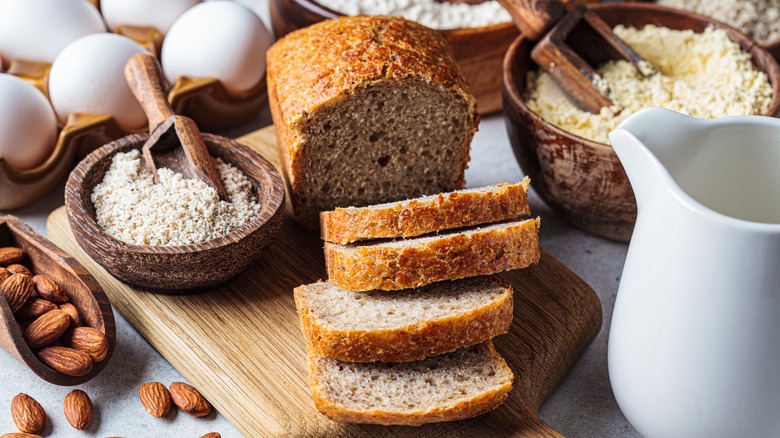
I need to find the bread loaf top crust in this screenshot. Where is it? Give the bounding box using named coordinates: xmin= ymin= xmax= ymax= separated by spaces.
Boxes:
xmin=267 ymin=15 xmax=478 ymax=134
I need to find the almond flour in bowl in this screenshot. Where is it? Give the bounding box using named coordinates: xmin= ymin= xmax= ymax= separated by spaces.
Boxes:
xmin=91 ymin=149 xmax=261 ymax=247
xmin=524 ymin=25 xmax=774 ymax=144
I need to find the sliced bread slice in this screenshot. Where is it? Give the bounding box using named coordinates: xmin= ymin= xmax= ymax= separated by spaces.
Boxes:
xmin=324 ymin=217 xmax=540 ymax=291
xmin=319 ymin=179 xmax=531 ymax=244
xmin=308 ymin=341 xmax=514 ymax=426
xmin=295 ymin=276 xmax=513 ymax=363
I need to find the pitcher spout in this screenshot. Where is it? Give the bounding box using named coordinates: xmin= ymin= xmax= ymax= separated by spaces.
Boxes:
xmin=609 ymin=108 xmax=702 ymax=207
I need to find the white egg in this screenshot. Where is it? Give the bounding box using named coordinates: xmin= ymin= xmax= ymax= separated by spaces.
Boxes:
xmin=101 ymin=0 xmax=201 ymax=35
xmin=0 ymin=74 xmax=58 ymax=170
xmin=162 ymin=2 xmax=272 ymax=95
xmin=49 ymin=34 xmax=149 ymax=131
xmin=0 ymin=0 xmax=106 ymax=65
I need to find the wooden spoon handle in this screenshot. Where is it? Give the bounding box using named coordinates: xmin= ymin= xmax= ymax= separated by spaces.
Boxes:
xmin=497 ymin=0 xmax=566 ymax=41
xmin=124 ymin=53 xmax=174 ymax=131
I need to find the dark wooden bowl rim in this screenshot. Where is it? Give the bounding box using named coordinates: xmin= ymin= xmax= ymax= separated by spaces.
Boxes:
xmin=66 ymin=133 xmax=285 ymax=256
xmin=504 ymin=2 xmax=780 ymax=151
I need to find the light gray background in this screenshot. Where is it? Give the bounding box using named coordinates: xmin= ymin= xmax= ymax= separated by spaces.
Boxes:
xmin=0 ymin=1 xmax=640 ymax=436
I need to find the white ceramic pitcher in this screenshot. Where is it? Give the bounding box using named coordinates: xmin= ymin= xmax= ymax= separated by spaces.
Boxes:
xmin=607 ymin=108 xmax=780 ymax=438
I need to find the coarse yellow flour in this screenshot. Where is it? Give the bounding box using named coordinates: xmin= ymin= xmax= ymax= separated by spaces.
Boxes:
xmin=524 ymin=25 xmax=773 ymax=144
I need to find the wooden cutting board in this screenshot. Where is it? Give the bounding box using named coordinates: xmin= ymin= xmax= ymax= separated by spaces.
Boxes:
xmin=46 ymin=126 xmax=602 ymax=437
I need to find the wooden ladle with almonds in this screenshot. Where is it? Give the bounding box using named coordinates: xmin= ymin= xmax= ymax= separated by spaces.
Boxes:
xmin=498 ymin=0 xmax=654 ymax=113
xmin=124 ymin=53 xmax=229 ymax=200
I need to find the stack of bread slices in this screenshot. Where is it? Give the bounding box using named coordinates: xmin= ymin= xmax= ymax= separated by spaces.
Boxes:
xmin=294 ymin=178 xmax=541 ymax=426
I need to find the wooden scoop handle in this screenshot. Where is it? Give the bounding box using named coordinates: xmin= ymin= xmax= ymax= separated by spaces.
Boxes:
xmin=124 ymin=53 xmax=174 ymax=131
xmin=498 ymin=0 xmax=566 ymax=41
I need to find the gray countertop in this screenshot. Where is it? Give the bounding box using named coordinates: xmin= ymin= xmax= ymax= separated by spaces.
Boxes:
xmin=0 ymin=2 xmax=641 ymax=437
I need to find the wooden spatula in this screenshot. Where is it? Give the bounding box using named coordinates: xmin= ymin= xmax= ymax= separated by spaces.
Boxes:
xmin=498 ymin=0 xmax=654 ymax=113
xmin=123 ymin=53 xmax=229 ymax=200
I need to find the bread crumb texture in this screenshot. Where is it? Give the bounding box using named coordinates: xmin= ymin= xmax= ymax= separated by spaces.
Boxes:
xmin=525 ymin=25 xmax=773 ymax=144
xmin=91 ymin=150 xmax=261 ymax=246
xmin=309 ymin=342 xmax=513 ymax=425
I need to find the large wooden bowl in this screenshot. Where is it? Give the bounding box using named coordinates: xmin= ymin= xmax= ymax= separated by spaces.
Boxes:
xmin=0 ymin=215 xmax=115 ymax=385
xmin=64 ymin=134 xmax=286 ymax=293
xmin=503 ymin=2 xmax=780 ymax=241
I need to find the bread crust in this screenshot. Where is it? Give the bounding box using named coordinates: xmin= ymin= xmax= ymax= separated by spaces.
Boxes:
xmin=294 ymin=277 xmax=513 ymax=362
xmin=325 ymin=218 xmax=541 ymax=291
xmin=307 ymin=341 xmax=514 ymax=426
xmin=267 ymin=16 xmax=479 ymax=229
xmin=319 ymin=179 xmax=531 ymax=244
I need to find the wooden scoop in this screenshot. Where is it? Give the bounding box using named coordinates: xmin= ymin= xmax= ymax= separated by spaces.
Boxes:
xmin=498 ymin=0 xmax=654 ymax=113
xmin=124 ymin=53 xmax=229 ymax=200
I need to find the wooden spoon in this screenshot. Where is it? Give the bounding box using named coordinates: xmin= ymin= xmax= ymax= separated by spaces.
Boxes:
xmin=124 ymin=53 xmax=229 ymax=200
xmin=0 ymin=215 xmax=115 ymax=385
xmin=498 ymin=0 xmax=654 ymax=113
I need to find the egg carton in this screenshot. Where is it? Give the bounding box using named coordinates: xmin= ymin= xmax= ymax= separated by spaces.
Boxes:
xmin=0 ymin=2 xmax=267 ymax=210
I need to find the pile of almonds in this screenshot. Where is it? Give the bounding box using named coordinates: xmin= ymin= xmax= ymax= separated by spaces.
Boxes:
xmin=0 ymin=246 xmax=109 ymax=377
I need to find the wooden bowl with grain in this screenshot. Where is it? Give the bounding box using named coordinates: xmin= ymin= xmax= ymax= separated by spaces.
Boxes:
xmin=64 ymin=134 xmax=286 ymax=293
xmin=502 ymin=2 xmax=780 ymax=241
xmin=0 ymin=215 xmax=115 ymax=385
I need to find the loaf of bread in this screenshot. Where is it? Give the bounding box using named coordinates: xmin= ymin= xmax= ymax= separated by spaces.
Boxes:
xmin=320 ymin=179 xmax=531 ymax=244
xmin=295 ymin=276 xmax=513 ymax=363
xmin=307 ymin=341 xmax=513 ymax=426
xmin=325 ymin=218 xmax=541 ymax=291
xmin=266 ymin=16 xmax=479 ymax=229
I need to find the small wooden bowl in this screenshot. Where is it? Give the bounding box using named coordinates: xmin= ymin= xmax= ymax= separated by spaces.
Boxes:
xmin=0 ymin=215 xmax=116 ymax=386
xmin=64 ymin=133 xmax=285 ymax=293
xmin=502 ymin=2 xmax=780 ymax=241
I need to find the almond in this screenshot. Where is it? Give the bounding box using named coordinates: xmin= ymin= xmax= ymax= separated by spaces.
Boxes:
xmin=24 ymin=309 xmax=71 ymax=349
xmin=139 ymin=382 xmax=172 ymax=418
xmin=10 ymin=393 xmax=45 ymax=434
xmin=201 ymin=433 xmax=221 ymax=438
xmin=170 ymin=382 xmax=212 ymax=417
xmin=16 ymin=298 xmax=58 ymax=319
xmin=1 ymin=274 xmax=34 ymax=314
xmin=32 ymin=275 xmax=68 ymax=303
xmin=0 ymin=247 xmax=25 ymax=266
xmin=63 ymin=389 xmax=92 ymax=430
xmin=59 ymin=302 xmax=81 ymax=327
xmin=64 ymin=327 xmax=109 ymax=362
xmin=6 ymin=264 xmax=31 ymax=277
xmin=36 ymin=346 xmax=93 ymax=377
xmin=0 ymin=267 xmax=12 ymax=283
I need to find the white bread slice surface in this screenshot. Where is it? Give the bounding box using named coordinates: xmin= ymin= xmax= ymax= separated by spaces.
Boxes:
xmin=307 ymin=341 xmax=514 ymax=426
xmin=294 ymin=276 xmax=513 ymax=363
xmin=324 ymin=217 xmax=541 ymax=291
xmin=319 ymin=179 xmax=531 ymax=244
